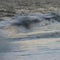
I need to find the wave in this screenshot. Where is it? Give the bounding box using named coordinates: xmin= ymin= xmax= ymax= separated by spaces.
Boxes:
xmin=0 ymin=12 xmax=60 ymax=38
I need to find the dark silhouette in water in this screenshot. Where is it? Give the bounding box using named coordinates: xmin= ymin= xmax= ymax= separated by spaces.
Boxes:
xmin=12 ymin=18 xmax=40 ymax=29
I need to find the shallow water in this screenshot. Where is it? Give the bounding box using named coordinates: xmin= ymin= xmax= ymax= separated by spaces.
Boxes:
xmin=0 ymin=13 xmax=60 ymax=60
xmin=0 ymin=38 xmax=60 ymax=60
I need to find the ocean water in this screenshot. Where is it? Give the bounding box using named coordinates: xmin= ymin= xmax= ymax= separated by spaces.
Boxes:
xmin=0 ymin=12 xmax=60 ymax=60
